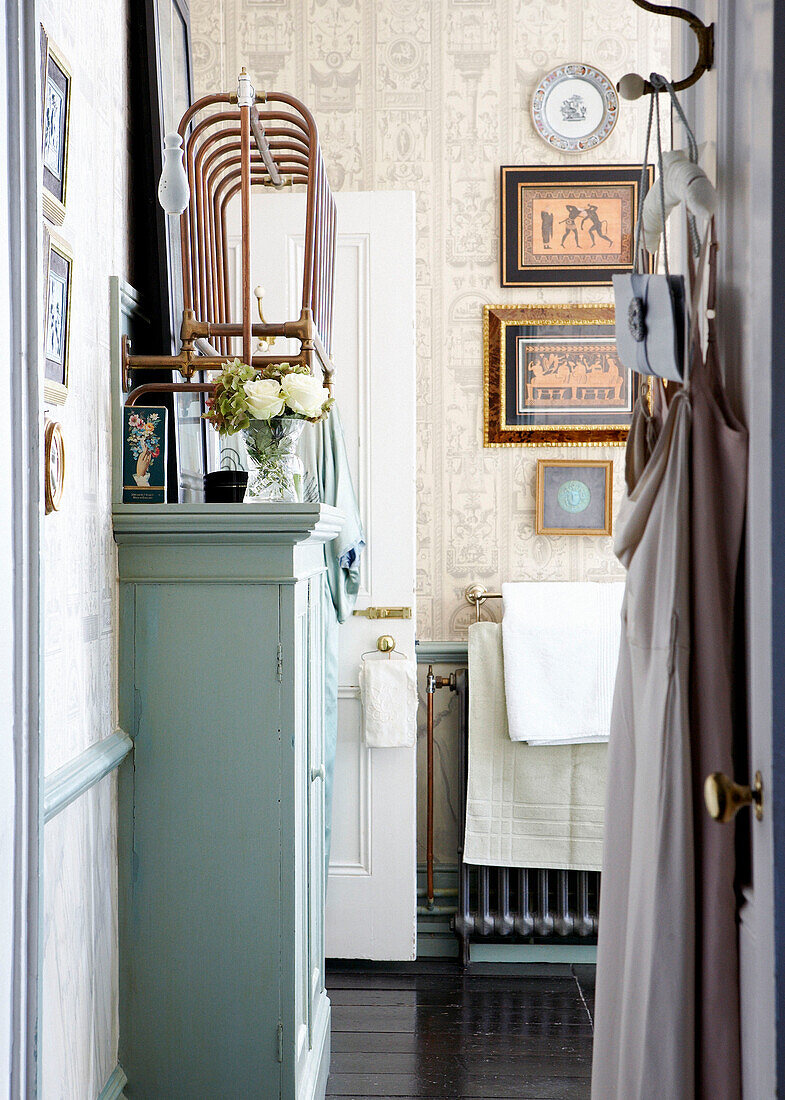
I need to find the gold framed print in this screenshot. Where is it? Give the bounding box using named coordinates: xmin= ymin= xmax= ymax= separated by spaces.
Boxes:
xmin=500 ymin=164 xmax=654 ymax=287
xmin=536 ymin=459 xmax=613 ymax=536
xmin=483 ymin=304 xmax=642 ymax=447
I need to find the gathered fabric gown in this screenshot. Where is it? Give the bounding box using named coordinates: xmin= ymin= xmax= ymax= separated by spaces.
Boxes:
xmin=593 ymin=223 xmax=748 ymax=1099
xmin=591 ymin=378 xmax=695 ymax=1099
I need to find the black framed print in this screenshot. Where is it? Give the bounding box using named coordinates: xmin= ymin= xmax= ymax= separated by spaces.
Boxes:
xmin=483 ymin=304 xmax=644 ymax=447
xmin=500 ymin=164 xmax=654 ymax=287
xmin=43 ymin=231 xmax=73 ymax=406
xmin=41 ymin=36 xmax=71 ymax=225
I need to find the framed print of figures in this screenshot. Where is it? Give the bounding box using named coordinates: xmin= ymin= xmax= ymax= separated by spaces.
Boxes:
xmin=500 ymin=165 xmax=654 ymax=287
xmin=483 ymin=304 xmax=643 ymax=447
xmin=536 ymin=459 xmax=613 ymax=536
xmin=43 ymin=233 xmax=73 ymax=405
xmin=41 ymin=35 xmax=71 ymax=225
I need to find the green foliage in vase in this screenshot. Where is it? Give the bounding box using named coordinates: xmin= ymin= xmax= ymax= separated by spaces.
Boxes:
xmin=203 ymin=358 xmax=258 ymax=435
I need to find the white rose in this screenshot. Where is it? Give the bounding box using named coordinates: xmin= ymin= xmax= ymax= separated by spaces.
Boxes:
xmin=243 ymin=378 xmax=285 ymax=420
xmin=280 ymin=372 xmax=329 ymax=418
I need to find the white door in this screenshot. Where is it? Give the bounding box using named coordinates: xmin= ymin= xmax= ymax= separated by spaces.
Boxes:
xmin=230 ymin=190 xmax=418 ymax=960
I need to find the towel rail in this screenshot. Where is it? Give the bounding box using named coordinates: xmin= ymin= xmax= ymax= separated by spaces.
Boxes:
xmin=465 ymin=583 xmax=501 ymax=621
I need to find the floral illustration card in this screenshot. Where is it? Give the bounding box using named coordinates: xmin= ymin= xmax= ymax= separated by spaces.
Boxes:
xmin=122 ymin=406 xmax=167 ymax=503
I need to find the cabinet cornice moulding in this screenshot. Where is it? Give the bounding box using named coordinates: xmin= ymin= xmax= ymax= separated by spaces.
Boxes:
xmin=112 ymin=502 xmax=344 ymax=545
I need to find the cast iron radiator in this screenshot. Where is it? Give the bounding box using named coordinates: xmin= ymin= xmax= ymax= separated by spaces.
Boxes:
xmin=452 ymin=668 xmax=601 ymax=967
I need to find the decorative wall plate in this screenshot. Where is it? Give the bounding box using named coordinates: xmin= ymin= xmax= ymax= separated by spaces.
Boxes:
xmin=531 ymin=64 xmax=619 ymax=153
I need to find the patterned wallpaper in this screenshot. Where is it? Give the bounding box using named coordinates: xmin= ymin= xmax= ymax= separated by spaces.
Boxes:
xmin=191 ymin=0 xmax=670 ymax=643
xmin=40 ymin=0 xmax=130 ymax=1092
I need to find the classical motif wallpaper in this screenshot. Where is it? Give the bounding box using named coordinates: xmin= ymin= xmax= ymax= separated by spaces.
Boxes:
xmin=191 ymin=0 xmax=671 ymax=862
xmin=40 ymin=0 xmax=130 ymax=1092
xmin=191 ymin=0 xmax=670 ymax=644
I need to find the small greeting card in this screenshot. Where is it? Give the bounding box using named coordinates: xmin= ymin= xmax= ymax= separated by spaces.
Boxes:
xmin=122 ymin=406 xmax=167 ymax=503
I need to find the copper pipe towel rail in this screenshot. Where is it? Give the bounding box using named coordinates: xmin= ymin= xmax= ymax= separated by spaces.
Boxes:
xmin=122 ymin=70 xmax=337 ymax=403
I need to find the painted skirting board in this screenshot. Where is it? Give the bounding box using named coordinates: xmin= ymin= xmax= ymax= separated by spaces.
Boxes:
xmin=97 ymin=1064 xmax=127 ymax=1100
xmin=44 ymin=729 xmax=133 ymax=824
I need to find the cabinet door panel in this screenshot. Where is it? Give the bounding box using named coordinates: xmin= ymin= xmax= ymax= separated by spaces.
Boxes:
xmin=120 ymin=582 xmax=282 ymax=1098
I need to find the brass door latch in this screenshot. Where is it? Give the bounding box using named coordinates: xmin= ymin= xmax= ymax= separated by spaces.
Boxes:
xmin=704 ymin=771 xmax=764 ymax=823
xmin=352 ymin=606 xmax=412 ymax=620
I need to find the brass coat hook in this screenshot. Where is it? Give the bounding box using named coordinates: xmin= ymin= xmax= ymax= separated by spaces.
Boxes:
xmin=617 ymin=1 xmax=715 ymax=100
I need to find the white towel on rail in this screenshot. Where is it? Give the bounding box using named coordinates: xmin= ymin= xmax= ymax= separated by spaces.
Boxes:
xmin=463 ymin=621 xmax=606 ymax=870
xmin=359 ymin=658 xmax=417 ymax=748
xmin=501 ymin=581 xmax=624 ymax=745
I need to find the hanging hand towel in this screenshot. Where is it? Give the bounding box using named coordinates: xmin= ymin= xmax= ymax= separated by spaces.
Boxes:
xmin=359 ymin=659 xmax=417 ymax=748
xmin=502 ymin=581 xmax=624 ymax=745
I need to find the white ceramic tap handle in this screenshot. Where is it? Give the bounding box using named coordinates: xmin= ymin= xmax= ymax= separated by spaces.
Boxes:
xmin=237 ymin=67 xmax=255 ymax=108
xmin=157 ymin=133 xmax=190 ymax=215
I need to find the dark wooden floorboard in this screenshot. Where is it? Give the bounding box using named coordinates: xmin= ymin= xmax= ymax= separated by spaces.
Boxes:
xmin=326 ymin=963 xmax=594 ymax=1099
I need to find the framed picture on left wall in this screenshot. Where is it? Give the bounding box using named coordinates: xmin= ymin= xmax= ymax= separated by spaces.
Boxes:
xmin=41 ymin=30 xmax=71 ymax=225
xmin=43 ymin=231 xmax=73 ymax=405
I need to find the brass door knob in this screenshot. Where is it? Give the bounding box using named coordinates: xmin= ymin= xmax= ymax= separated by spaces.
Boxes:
xmin=704 ymin=770 xmax=763 ymax=823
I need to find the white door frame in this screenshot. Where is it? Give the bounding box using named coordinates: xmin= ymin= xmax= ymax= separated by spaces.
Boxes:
xmin=766 ymin=4 xmax=785 ymax=1089
xmin=2 ymin=0 xmax=43 ymax=1094
xmin=688 ymin=1 xmax=785 ymax=1093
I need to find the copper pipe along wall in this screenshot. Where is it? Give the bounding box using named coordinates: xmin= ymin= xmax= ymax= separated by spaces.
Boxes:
xmin=126 ymin=381 xmax=215 ymax=407
xmin=176 ymin=93 xmax=232 ymax=312
xmin=192 ymin=123 xmax=310 ymax=328
xmin=240 ymin=103 xmax=252 ymax=365
xmin=426 ymin=667 xmax=436 ymax=910
xmin=425 ymin=667 xmax=457 ymax=914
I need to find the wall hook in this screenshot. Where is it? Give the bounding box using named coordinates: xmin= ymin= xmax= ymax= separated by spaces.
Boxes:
xmin=617 ymin=1 xmax=715 ymax=100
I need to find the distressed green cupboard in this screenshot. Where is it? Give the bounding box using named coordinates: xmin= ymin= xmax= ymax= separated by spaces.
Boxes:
xmin=114 ymin=503 xmax=341 ymax=1099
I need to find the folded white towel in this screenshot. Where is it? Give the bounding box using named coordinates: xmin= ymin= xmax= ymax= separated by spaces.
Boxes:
xmin=359 ymin=658 xmax=417 ymax=748
xmin=463 ymin=622 xmax=606 ymax=870
xmin=502 ymin=581 xmax=624 ymax=745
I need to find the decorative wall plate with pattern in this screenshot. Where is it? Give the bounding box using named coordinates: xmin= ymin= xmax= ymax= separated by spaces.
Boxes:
xmin=531 ymin=64 xmax=619 ymax=152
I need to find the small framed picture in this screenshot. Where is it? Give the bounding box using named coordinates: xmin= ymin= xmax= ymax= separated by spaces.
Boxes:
xmin=43 ymin=232 xmax=73 ymax=405
xmin=500 ymin=164 xmax=654 ymax=287
xmin=123 ymin=406 xmax=168 ymax=503
xmin=483 ymin=303 xmax=643 ymax=447
xmin=536 ymin=459 xmax=613 ymax=536
xmin=41 ymin=33 xmax=71 ymax=225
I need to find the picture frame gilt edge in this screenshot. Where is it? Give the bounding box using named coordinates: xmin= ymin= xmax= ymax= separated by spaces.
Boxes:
xmin=535 ymin=458 xmax=613 ymax=536
xmin=482 ymin=302 xmax=630 ymax=448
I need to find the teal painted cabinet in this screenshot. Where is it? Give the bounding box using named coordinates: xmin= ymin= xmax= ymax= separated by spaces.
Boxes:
xmin=114 ymin=503 xmax=342 ymax=1099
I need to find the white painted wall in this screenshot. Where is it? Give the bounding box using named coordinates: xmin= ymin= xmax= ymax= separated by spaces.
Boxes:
xmin=38 ymin=0 xmax=131 ymax=1093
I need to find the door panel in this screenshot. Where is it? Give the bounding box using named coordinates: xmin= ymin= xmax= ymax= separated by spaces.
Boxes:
xmin=712 ymin=2 xmax=777 ymax=1092
xmin=230 ymin=191 xmax=418 ymax=960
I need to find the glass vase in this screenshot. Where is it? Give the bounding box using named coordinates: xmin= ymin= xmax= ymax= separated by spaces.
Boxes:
xmin=243 ymin=417 xmax=306 ymax=503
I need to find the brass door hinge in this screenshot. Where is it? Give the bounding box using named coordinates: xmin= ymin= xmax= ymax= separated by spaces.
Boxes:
xmin=352 ymin=606 xmax=412 ymax=620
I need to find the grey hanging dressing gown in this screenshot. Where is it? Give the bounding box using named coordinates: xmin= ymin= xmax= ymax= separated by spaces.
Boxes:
xmin=591 ymin=380 xmax=695 ymax=1099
